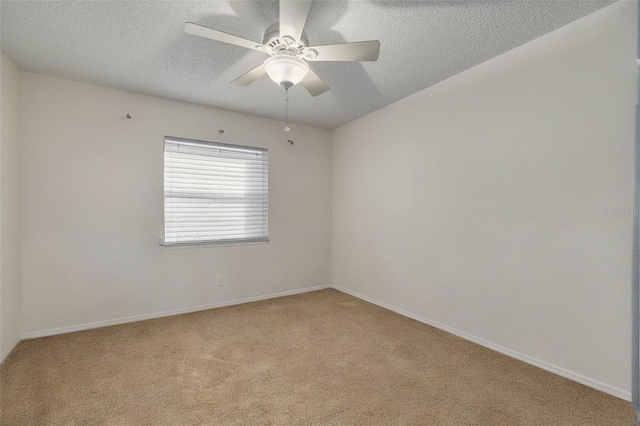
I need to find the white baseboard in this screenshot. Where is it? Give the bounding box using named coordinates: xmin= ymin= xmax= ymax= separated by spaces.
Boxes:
xmin=0 ymin=334 xmax=21 ymax=364
xmin=21 ymin=285 xmax=330 ymax=340
xmin=333 ymin=285 xmax=631 ymax=402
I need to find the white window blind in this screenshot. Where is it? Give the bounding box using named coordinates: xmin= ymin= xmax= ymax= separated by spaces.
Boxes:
xmin=163 ymin=136 xmax=268 ymax=246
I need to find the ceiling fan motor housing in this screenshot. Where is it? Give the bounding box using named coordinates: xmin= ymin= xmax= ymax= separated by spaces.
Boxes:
xmin=262 ymin=23 xmax=309 ymax=55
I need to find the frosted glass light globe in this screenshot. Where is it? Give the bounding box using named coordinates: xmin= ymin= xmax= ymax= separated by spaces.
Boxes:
xmin=264 ymin=56 xmax=310 ymax=89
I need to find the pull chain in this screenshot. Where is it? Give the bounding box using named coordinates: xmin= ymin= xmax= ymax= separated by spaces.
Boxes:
xmin=284 ymin=88 xmax=291 ymax=132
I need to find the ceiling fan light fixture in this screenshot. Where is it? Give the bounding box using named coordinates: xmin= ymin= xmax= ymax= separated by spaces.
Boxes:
xmin=264 ymin=55 xmax=309 ymax=89
xmin=185 ymin=0 xmax=381 ymax=97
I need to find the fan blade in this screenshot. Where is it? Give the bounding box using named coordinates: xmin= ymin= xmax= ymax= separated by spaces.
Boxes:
xmin=279 ymin=0 xmax=313 ymax=43
xmin=306 ymin=40 xmax=380 ymax=62
xmin=301 ymin=69 xmax=329 ymax=97
xmin=230 ymin=63 xmax=267 ymax=86
xmin=185 ymin=22 xmax=265 ymax=52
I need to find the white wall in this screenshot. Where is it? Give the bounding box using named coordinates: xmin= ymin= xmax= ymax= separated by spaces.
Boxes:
xmin=0 ymin=53 xmax=22 ymax=359
xmin=332 ymin=1 xmax=637 ymax=399
xmin=19 ymin=73 xmax=331 ymax=335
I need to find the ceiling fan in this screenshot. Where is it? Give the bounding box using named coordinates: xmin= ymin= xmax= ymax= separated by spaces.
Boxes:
xmin=185 ymin=0 xmax=380 ymax=97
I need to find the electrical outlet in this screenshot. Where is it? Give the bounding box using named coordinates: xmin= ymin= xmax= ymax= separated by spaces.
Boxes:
xmin=217 ymin=276 xmax=225 ymax=287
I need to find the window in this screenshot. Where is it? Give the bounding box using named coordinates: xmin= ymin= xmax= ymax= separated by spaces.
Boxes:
xmin=163 ymin=136 xmax=268 ymax=246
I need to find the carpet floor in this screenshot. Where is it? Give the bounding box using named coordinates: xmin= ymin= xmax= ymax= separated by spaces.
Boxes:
xmin=0 ymin=289 xmax=635 ymax=425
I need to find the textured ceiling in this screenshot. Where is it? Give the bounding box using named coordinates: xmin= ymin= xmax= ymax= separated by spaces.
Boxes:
xmin=0 ymin=1 xmax=614 ymax=129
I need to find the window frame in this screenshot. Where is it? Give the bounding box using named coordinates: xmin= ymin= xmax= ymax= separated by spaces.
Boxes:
xmin=162 ymin=136 xmax=269 ymax=247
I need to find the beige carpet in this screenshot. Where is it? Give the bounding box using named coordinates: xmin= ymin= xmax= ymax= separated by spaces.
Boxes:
xmin=0 ymin=289 xmax=634 ymax=425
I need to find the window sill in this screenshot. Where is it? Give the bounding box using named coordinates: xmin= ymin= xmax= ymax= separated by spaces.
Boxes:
xmin=159 ymin=237 xmax=269 ymax=249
